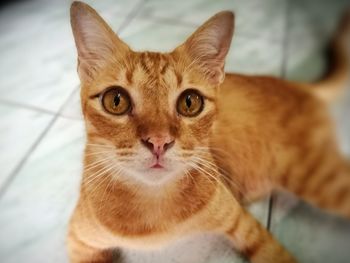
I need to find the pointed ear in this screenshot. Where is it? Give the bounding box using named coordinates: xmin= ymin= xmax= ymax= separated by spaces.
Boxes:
xmin=70 ymin=1 xmax=129 ymax=81
xmin=175 ymin=11 xmax=234 ymax=85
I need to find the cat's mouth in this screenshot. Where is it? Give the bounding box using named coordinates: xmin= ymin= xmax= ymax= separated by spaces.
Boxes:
xmin=121 ymin=149 xmax=187 ymax=184
xmin=151 ymin=163 xmax=164 ymax=169
xmin=149 ymin=155 xmax=166 ymax=169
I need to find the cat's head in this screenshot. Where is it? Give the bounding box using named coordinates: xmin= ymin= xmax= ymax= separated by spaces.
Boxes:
xmin=70 ymin=1 xmax=234 ymax=185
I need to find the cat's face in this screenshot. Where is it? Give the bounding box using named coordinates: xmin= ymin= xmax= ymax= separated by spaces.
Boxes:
xmin=82 ymin=52 xmax=218 ymax=185
xmin=71 ymin=2 xmax=234 ymax=185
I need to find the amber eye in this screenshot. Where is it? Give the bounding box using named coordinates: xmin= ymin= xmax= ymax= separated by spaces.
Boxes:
xmin=101 ymin=87 xmax=131 ymax=115
xmin=177 ymin=89 xmax=204 ymax=117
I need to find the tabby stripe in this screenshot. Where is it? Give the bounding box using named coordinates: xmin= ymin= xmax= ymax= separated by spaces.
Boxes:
xmin=140 ymin=53 xmax=151 ymax=74
xmin=242 ymin=221 xmax=264 ymax=259
xmin=334 ymin=186 xmax=348 ymax=206
xmin=294 ymin=150 xmax=326 ymax=195
xmin=309 ymin=167 xmax=336 ymax=196
xmin=280 ymin=164 xmax=292 ymax=188
xmin=160 ymin=61 xmax=169 ymax=75
xmin=226 ymin=212 xmax=241 ymax=236
xmin=125 ymin=68 xmax=133 ymax=85
xmin=243 ymin=239 xmax=263 ymax=259
xmin=175 ymin=71 xmax=183 ymax=86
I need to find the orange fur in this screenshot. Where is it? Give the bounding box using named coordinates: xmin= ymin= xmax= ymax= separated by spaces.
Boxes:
xmin=68 ymin=2 xmax=350 ymax=263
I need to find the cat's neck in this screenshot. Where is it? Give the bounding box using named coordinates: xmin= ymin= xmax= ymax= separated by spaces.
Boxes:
xmin=81 ymin=168 xmax=219 ymax=236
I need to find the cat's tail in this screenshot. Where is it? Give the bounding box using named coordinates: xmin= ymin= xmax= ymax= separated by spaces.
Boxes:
xmin=307 ymin=9 xmax=350 ymax=103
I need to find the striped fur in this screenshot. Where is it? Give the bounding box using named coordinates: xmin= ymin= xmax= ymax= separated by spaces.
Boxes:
xmin=68 ymin=2 xmax=350 ymax=263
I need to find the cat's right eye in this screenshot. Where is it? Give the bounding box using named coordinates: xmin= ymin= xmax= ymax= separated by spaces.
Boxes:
xmin=100 ymin=87 xmax=131 ymax=115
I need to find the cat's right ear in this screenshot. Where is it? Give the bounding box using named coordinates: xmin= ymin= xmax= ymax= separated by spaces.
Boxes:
xmin=70 ymin=1 xmax=129 ymax=82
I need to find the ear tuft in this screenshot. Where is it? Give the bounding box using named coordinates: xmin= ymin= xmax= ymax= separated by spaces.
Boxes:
xmin=176 ymin=11 xmax=234 ymax=85
xmin=70 ymin=1 xmax=129 ymax=81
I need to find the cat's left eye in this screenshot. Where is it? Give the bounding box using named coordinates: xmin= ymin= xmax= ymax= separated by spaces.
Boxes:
xmin=100 ymin=87 xmax=131 ymax=115
xmin=177 ymin=89 xmax=204 ymax=117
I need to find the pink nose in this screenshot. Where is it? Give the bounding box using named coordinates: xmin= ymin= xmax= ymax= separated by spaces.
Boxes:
xmin=141 ymin=134 xmax=175 ymax=157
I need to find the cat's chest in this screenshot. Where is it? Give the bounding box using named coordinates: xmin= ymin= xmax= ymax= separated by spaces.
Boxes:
xmin=97 ymin=201 xmax=183 ymax=237
xmin=88 ymin=206 xmax=196 ymax=250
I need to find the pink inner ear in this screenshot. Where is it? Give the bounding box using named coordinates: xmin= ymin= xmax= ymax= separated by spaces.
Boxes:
xmin=177 ymin=11 xmax=234 ymax=85
xmin=70 ymin=2 xmax=130 ymax=82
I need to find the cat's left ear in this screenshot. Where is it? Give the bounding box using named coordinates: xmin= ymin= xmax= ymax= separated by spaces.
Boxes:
xmin=175 ymin=11 xmax=234 ymax=85
xmin=70 ymin=1 xmax=130 ymax=81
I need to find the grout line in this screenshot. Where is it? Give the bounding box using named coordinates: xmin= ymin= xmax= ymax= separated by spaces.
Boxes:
xmin=0 ymin=94 xmax=83 ymax=121
xmin=267 ymin=0 xmax=290 ymax=231
xmin=117 ymin=0 xmax=147 ymax=34
xmin=266 ymin=193 xmax=275 ymax=230
xmin=0 ymin=98 xmax=58 ymax=117
xmin=0 ymin=87 xmax=79 ymax=199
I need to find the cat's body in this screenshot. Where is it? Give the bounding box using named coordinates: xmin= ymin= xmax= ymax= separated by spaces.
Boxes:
xmin=216 ymin=73 xmax=349 ymax=210
xmin=68 ymin=2 xmax=350 ymax=263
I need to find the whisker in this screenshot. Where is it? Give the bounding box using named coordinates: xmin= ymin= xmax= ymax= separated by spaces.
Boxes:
xmin=191 ymin=161 xmax=233 ymax=196
xmin=84 ymin=157 xmax=114 ymax=171
xmin=187 ymin=162 xmax=218 ymax=189
xmin=88 ymin=166 xmax=115 ymax=197
xmin=98 ymin=164 xmax=124 ymax=212
xmin=83 ymin=162 xmax=116 ymax=187
xmin=86 ymin=143 xmax=115 ymax=149
xmin=192 ymin=155 xmax=246 ymax=198
xmin=85 ymin=151 xmax=115 ymax=157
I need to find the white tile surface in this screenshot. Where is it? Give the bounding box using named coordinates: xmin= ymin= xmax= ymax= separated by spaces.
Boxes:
xmin=139 ymin=0 xmax=287 ymax=40
xmin=270 ymin=1 xmax=350 ymax=262
xmin=0 ymin=117 xmax=84 ymax=263
xmin=0 ymin=0 xmax=138 ymax=113
xmin=0 ymin=104 xmax=53 ymax=186
xmin=60 ymin=88 xmax=82 ymax=120
xmin=120 ymin=16 xmax=283 ymax=75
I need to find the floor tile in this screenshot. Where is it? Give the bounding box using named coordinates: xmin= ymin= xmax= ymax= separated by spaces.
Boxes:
xmin=0 ymin=104 xmax=53 ymax=187
xmin=0 ymin=0 xmax=137 ymax=113
xmin=0 ymin=117 xmax=85 ymax=263
xmin=288 ymin=0 xmax=349 ymax=39
xmin=271 ymin=192 xmax=350 ymax=263
xmin=59 ymin=88 xmax=82 ymax=120
xmin=285 ymin=0 xmax=349 ymax=81
xmin=138 ymin=0 xmax=287 ymax=41
xmin=271 ymin=1 xmax=350 ymax=262
xmin=120 ymin=17 xmax=283 ymax=75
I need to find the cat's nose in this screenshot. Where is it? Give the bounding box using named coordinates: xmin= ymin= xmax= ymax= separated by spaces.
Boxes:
xmin=141 ymin=134 xmax=175 ymax=157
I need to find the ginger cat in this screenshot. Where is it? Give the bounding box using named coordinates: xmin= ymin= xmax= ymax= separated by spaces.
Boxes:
xmin=68 ymin=1 xmax=350 ymax=263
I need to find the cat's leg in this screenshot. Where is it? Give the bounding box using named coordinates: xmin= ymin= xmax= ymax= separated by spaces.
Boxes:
xmin=278 ymin=150 xmax=350 ymax=218
xmin=222 ymin=206 xmax=297 ymax=263
xmin=67 ymin=204 xmax=117 ymax=263
xmin=203 ymin=186 xmax=296 ymax=263
xmin=67 ymin=228 xmax=114 ymax=263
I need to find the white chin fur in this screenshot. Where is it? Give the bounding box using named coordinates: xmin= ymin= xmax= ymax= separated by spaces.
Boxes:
xmin=122 ymin=164 xmax=186 ymax=186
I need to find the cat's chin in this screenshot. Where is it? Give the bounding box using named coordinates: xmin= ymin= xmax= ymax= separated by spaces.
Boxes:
xmin=125 ymin=166 xmax=185 ymax=186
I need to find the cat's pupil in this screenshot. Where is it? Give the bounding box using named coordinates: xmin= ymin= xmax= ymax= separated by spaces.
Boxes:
xmin=114 ymin=94 xmax=121 ymax=107
xmin=186 ymin=95 xmax=192 ymax=108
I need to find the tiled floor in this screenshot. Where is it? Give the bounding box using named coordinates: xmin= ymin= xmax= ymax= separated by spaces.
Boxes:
xmin=0 ymin=0 xmax=349 ymax=262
